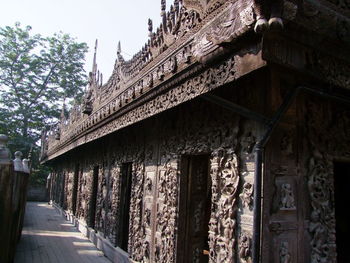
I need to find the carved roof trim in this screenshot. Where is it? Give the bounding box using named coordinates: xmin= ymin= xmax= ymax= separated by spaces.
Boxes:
xmin=43 ymin=45 xmax=266 ymax=162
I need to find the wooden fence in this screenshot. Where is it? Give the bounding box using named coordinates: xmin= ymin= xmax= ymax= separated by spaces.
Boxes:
xmin=0 ymin=135 xmax=30 ymax=263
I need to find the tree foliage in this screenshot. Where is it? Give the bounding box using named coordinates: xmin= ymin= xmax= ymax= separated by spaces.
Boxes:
xmin=0 ymin=23 xmax=88 ymax=183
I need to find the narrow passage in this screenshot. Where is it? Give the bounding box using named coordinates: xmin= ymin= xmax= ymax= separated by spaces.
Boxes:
xmin=14 ymin=202 xmax=111 ymax=263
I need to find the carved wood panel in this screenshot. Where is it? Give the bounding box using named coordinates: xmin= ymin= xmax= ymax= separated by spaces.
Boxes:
xmin=303 ymin=98 xmax=350 ymax=263
xmin=106 ymin=161 xmax=121 ymax=246
xmin=142 ymin=170 xmax=156 ymax=262
xmin=128 ymin=161 xmax=145 ymax=261
xmin=154 ymin=160 xmax=179 ymax=263
xmin=208 ymin=149 xmax=240 ymax=263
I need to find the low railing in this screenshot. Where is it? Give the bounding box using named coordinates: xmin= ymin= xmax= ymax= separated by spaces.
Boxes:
xmin=0 ymin=135 xmax=30 ymax=263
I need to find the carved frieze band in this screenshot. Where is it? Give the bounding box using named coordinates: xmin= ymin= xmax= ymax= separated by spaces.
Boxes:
xmin=46 ymin=48 xmax=265 ymax=160
xmin=44 ymin=0 xmax=263 ymax=160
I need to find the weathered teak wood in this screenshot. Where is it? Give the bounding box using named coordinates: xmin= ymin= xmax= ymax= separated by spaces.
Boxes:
xmin=1 ymin=136 xmax=31 ymax=263
xmin=14 ymin=202 xmax=111 ymax=263
xmin=40 ymin=1 xmax=350 ymax=262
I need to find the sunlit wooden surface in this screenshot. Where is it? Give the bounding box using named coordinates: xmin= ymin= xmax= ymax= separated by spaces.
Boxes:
xmin=14 ymin=202 xmax=111 ymax=263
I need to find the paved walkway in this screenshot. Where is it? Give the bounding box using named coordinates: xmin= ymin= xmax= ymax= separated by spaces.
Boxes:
xmin=15 ymin=202 xmax=111 ymax=263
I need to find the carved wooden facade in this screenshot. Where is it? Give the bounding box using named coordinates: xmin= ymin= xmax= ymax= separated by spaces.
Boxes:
xmin=43 ymin=0 xmax=350 ymax=262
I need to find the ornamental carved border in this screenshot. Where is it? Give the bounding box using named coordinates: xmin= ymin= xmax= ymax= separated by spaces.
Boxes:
xmin=154 ymin=161 xmax=179 ymax=263
xmin=128 ymin=161 xmax=145 ymax=261
xmin=46 ymin=47 xmax=264 ymax=161
xmin=209 ymin=149 xmax=240 ymax=262
xmin=43 ymin=0 xmax=261 ymax=161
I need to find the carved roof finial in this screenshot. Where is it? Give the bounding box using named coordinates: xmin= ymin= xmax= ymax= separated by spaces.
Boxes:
xmin=117 ymin=41 xmax=124 ymax=62
xmin=161 ymin=0 xmax=166 ymax=16
xmin=174 ymin=0 xmax=180 ymax=14
xmin=92 ymin=39 xmax=98 ymax=77
xmin=117 ymin=41 xmax=121 ymax=55
xmin=148 ymin=18 xmax=153 ymax=37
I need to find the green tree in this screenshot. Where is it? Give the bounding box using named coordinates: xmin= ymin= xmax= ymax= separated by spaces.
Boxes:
xmin=0 ymin=23 xmax=88 ymax=183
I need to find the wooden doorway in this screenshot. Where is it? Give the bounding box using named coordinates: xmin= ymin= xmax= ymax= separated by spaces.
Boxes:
xmin=334 ymin=162 xmax=350 ymax=263
xmin=116 ymin=162 xmax=133 ymax=251
xmin=88 ymin=165 xmax=99 ymax=229
xmin=177 ymin=155 xmax=211 ymax=263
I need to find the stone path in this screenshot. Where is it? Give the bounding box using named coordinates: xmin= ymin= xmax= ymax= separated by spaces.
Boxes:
xmin=14 ymin=202 xmax=111 ymax=263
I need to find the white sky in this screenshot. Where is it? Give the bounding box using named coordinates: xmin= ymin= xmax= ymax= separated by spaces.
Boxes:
xmin=0 ymin=0 xmax=169 ymax=81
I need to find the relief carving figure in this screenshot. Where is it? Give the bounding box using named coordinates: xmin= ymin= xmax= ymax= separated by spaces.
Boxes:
xmin=240 ymin=182 xmax=253 ymax=209
xmin=280 ymin=183 xmax=296 ymax=210
xmin=309 ymin=210 xmax=328 ymax=263
xmin=143 ymin=241 xmax=150 ymax=263
xmin=253 ymin=0 xmax=284 ymax=33
xmin=82 ymin=79 xmax=94 ymax=115
xmin=279 ymin=241 xmax=291 ymax=263
xmin=209 ymin=149 xmax=240 ymax=262
xmin=239 ymin=233 xmax=251 ymax=262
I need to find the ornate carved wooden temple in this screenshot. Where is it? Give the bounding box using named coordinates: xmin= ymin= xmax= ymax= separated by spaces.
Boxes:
xmin=41 ymin=0 xmax=350 ymax=262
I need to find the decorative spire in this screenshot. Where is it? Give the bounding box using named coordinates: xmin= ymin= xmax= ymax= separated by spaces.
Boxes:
xmin=117 ymin=41 xmax=121 ymax=55
xmin=174 ymin=0 xmax=180 ymax=16
xmin=117 ymin=41 xmax=124 ymax=62
xmin=170 ymin=4 xmax=175 ymax=25
xmin=148 ymin=18 xmax=153 ymax=37
xmin=92 ymin=39 xmax=98 ymax=78
xmin=161 ymin=0 xmax=166 ymax=16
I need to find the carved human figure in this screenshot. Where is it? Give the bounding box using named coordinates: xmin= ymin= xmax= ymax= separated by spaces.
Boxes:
xmin=239 ymin=234 xmax=251 ymax=260
xmin=309 ymin=210 xmax=329 ymax=263
xmin=241 ymin=132 xmax=256 ymax=154
xmin=169 ymin=56 xmax=177 ymax=73
xmin=144 ymin=208 xmax=151 ymax=226
xmin=254 ymin=0 xmax=284 ymax=33
xmin=142 ymin=241 xmax=150 ymax=262
xmin=279 ymin=241 xmax=291 ymax=263
xmin=82 ymin=84 xmax=93 ymax=115
xmin=222 ymin=215 xmax=235 ymax=240
xmin=145 ymin=176 xmax=153 ymax=193
xmin=240 ymin=182 xmax=253 ymax=209
xmin=280 ymin=183 xmax=296 ymax=209
xmin=220 ymin=154 xmax=239 ymax=197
